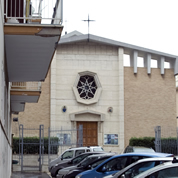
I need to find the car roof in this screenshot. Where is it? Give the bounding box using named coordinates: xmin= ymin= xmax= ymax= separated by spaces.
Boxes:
xmin=125 ymin=146 xmax=155 ymax=152
xmin=114 ymin=157 xmax=174 ymax=177
xmin=67 ymin=146 xmax=102 ymax=150
xmin=120 ymin=152 xmax=173 ymax=157
xmin=134 ymin=162 xmax=178 ymax=177
xmin=70 ymin=151 xmax=109 ymax=160
xmin=86 ymin=152 xmax=116 ymax=158
xmin=93 ymin=152 xmax=173 ymax=170
xmin=133 ymin=147 xmax=154 ymax=151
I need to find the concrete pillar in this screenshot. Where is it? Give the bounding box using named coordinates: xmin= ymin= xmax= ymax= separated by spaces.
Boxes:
xmin=174 ymin=57 xmax=178 ymax=75
xmin=158 ymin=57 xmax=165 ymax=75
xmin=144 ymin=53 xmax=151 ymax=74
xmin=118 ymin=47 xmax=124 ymax=150
xmin=130 ymin=51 xmax=138 ymax=74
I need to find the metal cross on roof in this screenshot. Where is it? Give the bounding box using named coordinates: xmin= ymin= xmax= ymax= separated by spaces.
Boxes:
xmin=82 ymin=15 xmax=95 ymax=42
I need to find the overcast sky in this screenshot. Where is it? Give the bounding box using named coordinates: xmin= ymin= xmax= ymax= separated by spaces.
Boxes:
xmin=62 ymin=0 xmax=178 ymax=56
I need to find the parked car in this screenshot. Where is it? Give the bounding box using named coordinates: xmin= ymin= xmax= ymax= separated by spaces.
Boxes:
xmin=103 ymin=157 xmax=174 ymax=178
xmin=56 ymin=153 xmax=116 ymax=178
xmin=134 ymin=158 xmax=178 ymax=178
xmin=48 ymin=146 xmax=104 ymax=172
xmin=51 ymin=151 xmax=108 ymax=177
xmin=75 ymin=152 xmax=173 ymax=178
xmin=123 ymin=146 xmax=155 ymax=153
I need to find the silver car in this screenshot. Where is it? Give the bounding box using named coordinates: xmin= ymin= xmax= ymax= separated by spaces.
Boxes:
xmin=134 ymin=160 xmax=178 ymax=178
xmin=103 ymin=157 xmax=174 ymax=178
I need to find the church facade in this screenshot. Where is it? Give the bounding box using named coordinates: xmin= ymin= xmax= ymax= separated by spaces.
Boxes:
xmin=50 ymin=31 xmax=177 ymax=153
xmin=13 ymin=31 xmax=178 ymax=153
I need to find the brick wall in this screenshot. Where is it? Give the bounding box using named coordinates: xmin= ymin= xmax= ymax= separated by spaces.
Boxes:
xmin=12 ymin=71 xmax=50 ymax=137
xmin=124 ymin=67 xmax=177 ymax=146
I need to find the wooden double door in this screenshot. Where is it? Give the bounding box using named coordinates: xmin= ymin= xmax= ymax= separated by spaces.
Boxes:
xmin=77 ymin=122 xmax=98 ymax=146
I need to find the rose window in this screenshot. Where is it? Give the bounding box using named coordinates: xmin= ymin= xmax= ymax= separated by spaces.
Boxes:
xmin=73 ymin=71 xmax=102 ymax=105
xmin=77 ymin=75 xmax=97 ymax=100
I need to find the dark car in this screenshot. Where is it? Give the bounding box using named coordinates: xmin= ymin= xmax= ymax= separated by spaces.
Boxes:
xmin=56 ymin=153 xmax=116 ymax=178
xmin=51 ymin=151 xmax=108 ymax=177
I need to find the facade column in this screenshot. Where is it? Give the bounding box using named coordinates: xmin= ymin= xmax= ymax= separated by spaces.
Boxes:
xmin=174 ymin=57 xmax=178 ymax=75
xmin=118 ymin=47 xmax=124 ymax=151
xmin=144 ymin=53 xmax=151 ymax=74
xmin=130 ymin=51 xmax=138 ymax=74
xmin=50 ymin=52 xmax=57 ymax=128
xmin=158 ymin=56 xmax=165 ymax=75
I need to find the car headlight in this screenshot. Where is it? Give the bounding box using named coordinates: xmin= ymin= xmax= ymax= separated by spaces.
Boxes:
xmin=75 ymin=174 xmax=82 ymax=178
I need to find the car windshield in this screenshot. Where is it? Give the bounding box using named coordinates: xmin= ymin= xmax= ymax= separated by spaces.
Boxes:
xmin=91 ymin=158 xmax=108 ymax=168
xmin=93 ymin=147 xmax=104 ymax=152
xmin=78 ymin=156 xmax=100 ymax=167
xmin=72 ymin=154 xmax=89 ymax=164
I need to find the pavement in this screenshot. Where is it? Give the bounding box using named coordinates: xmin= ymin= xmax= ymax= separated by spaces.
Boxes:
xmin=11 ymin=172 xmax=51 ymax=178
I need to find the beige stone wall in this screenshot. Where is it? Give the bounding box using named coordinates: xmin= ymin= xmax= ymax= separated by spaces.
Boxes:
xmin=12 ymin=71 xmax=50 ymax=137
xmin=51 ymin=42 xmax=123 ymax=153
xmin=124 ymin=67 xmax=177 ymax=146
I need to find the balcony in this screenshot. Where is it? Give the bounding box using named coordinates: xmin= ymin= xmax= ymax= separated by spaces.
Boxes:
xmin=4 ymin=0 xmax=63 ymax=113
xmin=10 ymin=82 xmax=41 ymax=113
xmin=4 ymin=0 xmax=63 ymax=82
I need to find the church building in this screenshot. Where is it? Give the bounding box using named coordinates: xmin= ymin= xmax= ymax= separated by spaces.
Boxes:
xmin=50 ymin=31 xmax=177 ymax=153
xmin=14 ymin=31 xmax=178 ymax=153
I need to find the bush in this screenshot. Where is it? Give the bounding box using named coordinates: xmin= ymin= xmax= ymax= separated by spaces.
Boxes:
xmin=129 ymin=137 xmax=155 ymax=150
xmin=129 ymin=137 xmax=178 ymax=155
xmin=13 ymin=137 xmax=59 ymax=154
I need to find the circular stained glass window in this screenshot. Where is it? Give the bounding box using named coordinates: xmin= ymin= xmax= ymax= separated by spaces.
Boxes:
xmin=77 ymin=75 xmax=97 ymax=100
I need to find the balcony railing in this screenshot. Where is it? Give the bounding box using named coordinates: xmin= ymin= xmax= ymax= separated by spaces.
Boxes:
xmin=4 ymin=0 xmax=63 ymax=24
xmin=11 ymin=82 xmax=41 ymax=91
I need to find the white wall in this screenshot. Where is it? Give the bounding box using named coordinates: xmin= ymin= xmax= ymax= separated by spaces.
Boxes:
xmin=50 ymin=42 xmax=124 ymax=153
xmin=0 ymin=1 xmax=12 ymax=177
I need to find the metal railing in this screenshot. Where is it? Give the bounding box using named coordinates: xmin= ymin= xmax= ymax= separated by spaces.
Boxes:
xmin=4 ymin=0 xmax=63 ymax=24
xmin=11 ymin=82 xmax=41 ymax=91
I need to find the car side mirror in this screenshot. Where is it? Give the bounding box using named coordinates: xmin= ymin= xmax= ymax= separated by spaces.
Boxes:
xmin=61 ymin=157 xmax=63 ymax=160
xmin=68 ymin=160 xmax=72 ymax=164
xmin=88 ymin=165 xmax=92 ymax=169
xmin=101 ymin=166 xmax=107 ymax=172
xmin=121 ymin=174 xmax=125 ymax=178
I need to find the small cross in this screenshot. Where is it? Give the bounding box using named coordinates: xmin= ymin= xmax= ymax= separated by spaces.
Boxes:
xmin=82 ymin=15 xmax=95 ymax=42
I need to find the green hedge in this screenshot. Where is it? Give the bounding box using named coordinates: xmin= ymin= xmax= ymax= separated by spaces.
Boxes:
xmin=13 ymin=137 xmax=59 ymax=154
xmin=129 ymin=137 xmax=178 ymax=155
xmin=129 ymin=137 xmax=155 ymax=150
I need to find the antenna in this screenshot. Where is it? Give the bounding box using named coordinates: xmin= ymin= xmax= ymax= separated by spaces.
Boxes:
xmin=82 ymin=15 xmax=95 ymax=42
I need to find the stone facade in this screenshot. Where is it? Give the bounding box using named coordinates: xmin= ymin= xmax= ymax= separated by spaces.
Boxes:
xmin=50 ymin=37 xmax=177 ymax=153
xmin=50 ymin=42 xmax=125 ymax=152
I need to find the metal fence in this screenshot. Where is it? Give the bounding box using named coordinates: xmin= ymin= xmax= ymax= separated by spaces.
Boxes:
xmin=19 ymin=124 xmax=44 ymax=171
xmin=15 ymin=124 xmax=100 ymax=169
xmin=48 ymin=126 xmax=83 ymax=164
xmin=155 ymin=126 xmax=178 ymax=155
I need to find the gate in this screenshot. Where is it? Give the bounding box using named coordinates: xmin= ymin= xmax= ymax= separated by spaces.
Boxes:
xmin=154 ymin=126 xmax=178 ymax=155
xmin=154 ymin=126 xmax=161 ymax=152
xmin=48 ymin=126 xmax=83 ymax=165
xmin=19 ymin=124 xmax=44 ymax=171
